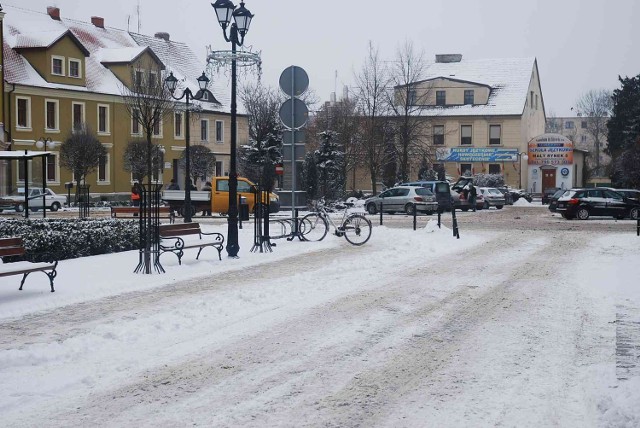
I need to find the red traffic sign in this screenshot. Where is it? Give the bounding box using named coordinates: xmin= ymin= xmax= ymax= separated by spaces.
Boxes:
xmin=275 ymin=164 xmax=284 ymax=175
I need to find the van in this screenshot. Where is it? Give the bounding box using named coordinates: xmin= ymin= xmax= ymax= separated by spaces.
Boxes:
xmin=401 ymin=180 xmax=452 ymax=212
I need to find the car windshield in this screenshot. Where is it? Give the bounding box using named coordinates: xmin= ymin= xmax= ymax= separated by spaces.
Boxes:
xmin=487 ymin=188 xmax=502 ymax=195
xmin=552 ymin=190 xmax=565 ymax=198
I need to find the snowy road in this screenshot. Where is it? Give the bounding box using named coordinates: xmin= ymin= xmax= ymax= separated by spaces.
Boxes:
xmin=0 ymin=211 xmax=638 ymax=427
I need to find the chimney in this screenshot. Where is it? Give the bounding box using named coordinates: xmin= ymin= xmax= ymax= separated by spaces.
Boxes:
xmin=91 ymin=16 xmax=104 ymax=28
xmin=154 ymin=32 xmax=170 ymax=42
xmin=435 ymin=54 xmax=462 ymax=63
xmin=47 ymin=6 xmax=61 ymax=21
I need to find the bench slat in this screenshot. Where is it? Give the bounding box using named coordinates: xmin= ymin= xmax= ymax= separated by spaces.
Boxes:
xmin=0 ymin=247 xmax=26 ymax=257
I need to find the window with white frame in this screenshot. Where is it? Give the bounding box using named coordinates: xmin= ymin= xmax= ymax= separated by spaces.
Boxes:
xmin=436 ymin=90 xmax=446 ymax=106
xmin=72 ymin=102 xmax=85 ymax=131
xmin=45 ymin=99 xmax=59 ymax=131
xmin=135 ymin=70 xmax=144 ymax=88
xmin=153 ymin=111 xmax=162 ymax=137
xmin=215 ymin=120 xmax=223 ymax=143
xmin=460 ymin=163 xmax=472 ymax=176
xmin=215 ymin=161 xmax=223 ymax=176
xmin=174 ymin=112 xmax=183 ymax=138
xmin=51 ymin=55 xmax=65 ymax=76
xmin=464 ymin=90 xmax=474 ymax=105
xmin=489 ymin=125 xmax=501 ymax=145
xmin=97 ymin=104 xmax=110 ymax=134
xmin=460 ymin=125 xmax=472 ymax=145
xmin=98 ymin=153 xmax=110 ymax=183
xmin=16 ymin=96 xmax=32 ymax=130
xmin=131 ymin=109 xmax=141 ymax=135
xmin=149 ymin=71 xmax=157 ymax=89
xmin=201 ymin=119 xmax=209 ymax=141
xmin=581 ymin=135 xmax=587 ymax=143
xmin=45 ymin=153 xmax=58 ymax=182
xmin=433 ymin=125 xmax=444 ymax=145
xmin=68 ymin=58 xmax=82 ymax=78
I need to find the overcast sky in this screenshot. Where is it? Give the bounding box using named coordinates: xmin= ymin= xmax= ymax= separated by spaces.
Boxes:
xmin=7 ymin=0 xmax=640 ymax=116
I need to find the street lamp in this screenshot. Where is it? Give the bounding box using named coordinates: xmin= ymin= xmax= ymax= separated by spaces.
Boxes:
xmin=35 ymin=137 xmax=55 ymax=218
xmin=517 ymin=151 xmax=529 ymax=190
xmin=165 ymin=71 xmax=210 ymax=223
xmin=211 ymin=0 xmax=254 ymax=258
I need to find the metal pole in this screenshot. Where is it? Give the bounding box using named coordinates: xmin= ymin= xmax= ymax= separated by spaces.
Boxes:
xmin=518 ymin=154 xmax=522 ymax=189
xmin=413 ymin=206 xmax=417 ymax=231
xmin=41 ymin=152 xmax=46 ymax=219
xmin=379 ymin=202 xmax=383 ymax=225
xmin=226 ymin=27 xmax=240 ymax=257
xmin=290 ymin=66 xmax=296 ymax=222
xmin=184 ymin=91 xmax=192 ymax=223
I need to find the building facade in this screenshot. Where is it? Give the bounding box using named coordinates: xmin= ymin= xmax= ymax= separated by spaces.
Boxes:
xmin=1 ymin=5 xmax=247 ymax=196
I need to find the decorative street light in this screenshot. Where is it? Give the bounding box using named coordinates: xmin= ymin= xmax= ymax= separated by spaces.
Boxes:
xmin=211 ymin=0 xmax=254 ymax=258
xmin=517 ymin=151 xmax=529 ymax=190
xmin=165 ymin=71 xmax=210 ymax=223
xmin=35 ymin=137 xmax=55 ymax=218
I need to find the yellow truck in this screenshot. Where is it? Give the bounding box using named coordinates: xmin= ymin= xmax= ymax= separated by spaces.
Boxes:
xmin=162 ymin=176 xmax=280 ymax=217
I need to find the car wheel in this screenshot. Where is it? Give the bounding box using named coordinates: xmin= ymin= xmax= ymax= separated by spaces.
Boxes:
xmin=630 ymin=207 xmax=639 ymax=220
xmin=15 ymin=203 xmax=25 ymax=213
xmin=366 ymin=203 xmax=377 ymax=215
xmin=50 ymin=202 xmax=61 ymax=212
xmin=30 ymin=207 xmax=39 ymax=212
xmin=496 ymin=205 xmax=503 ymax=210
xmin=577 ymin=208 xmax=590 ymax=220
xmin=484 ymin=201 xmax=490 ymax=209
xmin=404 ymin=203 xmax=415 ymax=215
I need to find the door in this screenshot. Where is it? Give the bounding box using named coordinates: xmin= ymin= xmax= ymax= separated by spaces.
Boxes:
xmin=212 ymin=178 xmax=230 ymax=213
xmin=542 ymin=169 xmax=556 ymax=192
xmin=586 ymin=189 xmax=606 ymax=215
xmin=604 ymin=189 xmax=627 ymax=217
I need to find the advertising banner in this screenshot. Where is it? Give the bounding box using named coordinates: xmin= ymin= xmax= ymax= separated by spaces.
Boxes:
xmin=436 ymin=147 xmax=519 ymax=162
xmin=528 ymin=134 xmax=573 ymax=165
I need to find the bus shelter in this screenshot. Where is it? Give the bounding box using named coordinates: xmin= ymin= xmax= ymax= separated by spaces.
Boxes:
xmin=0 ymin=150 xmax=54 ymax=219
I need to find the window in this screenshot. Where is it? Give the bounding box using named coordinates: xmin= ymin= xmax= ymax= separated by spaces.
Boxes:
xmin=237 ymin=180 xmax=251 ymax=193
xmin=174 ymin=112 xmax=183 ymax=138
xmin=72 ymin=102 xmax=85 ymax=131
xmin=16 ymin=96 xmax=31 ymax=129
xmin=489 ymin=125 xmax=501 ymax=145
xmin=149 ymin=71 xmax=157 ymax=89
xmin=98 ymin=154 xmax=108 ymax=182
xmin=135 ymin=70 xmax=143 ymax=87
xmin=45 ymin=99 xmax=59 ymax=131
xmin=460 ymin=163 xmax=472 ymax=176
xmin=131 ymin=109 xmax=141 ymax=135
xmin=564 ymin=121 xmax=574 ymax=129
xmin=201 ymin=119 xmax=209 ymax=141
xmin=216 ymin=179 xmax=229 ymax=191
xmin=153 ymin=112 xmax=162 ymax=137
xmin=46 ymin=154 xmax=57 ymax=182
xmin=581 ymin=135 xmax=587 ymax=143
xmin=408 ymin=89 xmax=417 ymax=105
xmin=51 ymin=56 xmax=65 ymax=76
xmin=581 ymin=121 xmax=587 ymax=129
xmin=460 ymin=125 xmax=472 ymax=145
xmin=433 ymin=125 xmax=445 ymax=145
xmin=68 ymin=58 xmax=81 ymax=78
xmin=488 ymin=164 xmax=501 ymax=174
xmin=464 ymin=90 xmax=474 ymax=105
xmin=530 ymin=91 xmax=534 ymax=108
xmin=215 ymin=161 xmax=223 ymax=176
xmin=215 ymin=120 xmax=224 ymax=143
xmin=97 ymin=104 xmax=109 ymax=134
xmin=436 ymin=90 xmax=446 ymax=106
xmin=535 ymin=94 xmax=539 ymax=110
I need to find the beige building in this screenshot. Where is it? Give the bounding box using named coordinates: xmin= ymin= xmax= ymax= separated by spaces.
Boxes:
xmin=1 ymin=5 xmax=247 ymax=196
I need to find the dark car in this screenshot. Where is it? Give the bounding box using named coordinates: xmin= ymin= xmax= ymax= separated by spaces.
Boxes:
xmin=555 ymin=188 xmax=640 ymax=220
xmin=401 ymin=180 xmax=452 ymax=212
xmin=496 ymin=187 xmax=514 ymax=205
xmin=615 ymin=189 xmax=640 ymax=204
xmin=547 ymin=189 xmax=568 ymax=212
xmin=542 ymin=187 xmax=561 ymax=205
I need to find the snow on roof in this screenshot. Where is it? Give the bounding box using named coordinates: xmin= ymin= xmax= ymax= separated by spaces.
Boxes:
xmin=410 ymin=57 xmax=537 ymax=117
xmin=3 ymin=5 xmax=231 ymax=113
xmin=13 ymin=29 xmax=67 ymax=49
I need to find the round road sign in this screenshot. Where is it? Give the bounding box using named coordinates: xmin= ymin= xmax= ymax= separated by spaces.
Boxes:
xmin=279 ymin=98 xmax=309 ymax=129
xmin=279 ymin=66 xmax=309 ymax=97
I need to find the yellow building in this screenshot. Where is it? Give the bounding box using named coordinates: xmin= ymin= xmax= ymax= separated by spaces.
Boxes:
xmin=1 ymin=5 xmax=247 ymax=196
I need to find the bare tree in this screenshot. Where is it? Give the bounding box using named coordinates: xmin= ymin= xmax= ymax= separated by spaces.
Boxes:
xmin=353 ymin=42 xmax=392 ymax=193
xmin=385 ymin=40 xmax=433 ymax=183
xmin=59 ymin=124 xmax=107 ymax=185
xmin=575 ymin=89 xmax=613 ymax=176
xmin=179 ymin=145 xmax=216 ymax=186
xmin=545 ymin=111 xmax=562 ymax=133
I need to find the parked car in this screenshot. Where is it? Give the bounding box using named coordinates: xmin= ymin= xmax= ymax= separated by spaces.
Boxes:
xmin=477 ymin=187 xmax=506 ymax=209
xmin=496 ymin=187 xmax=514 ymax=205
xmin=542 ymin=187 xmax=561 ymax=205
xmin=365 ymin=186 xmax=438 ymax=215
xmin=555 ymin=188 xmax=640 ymax=220
xmin=400 ymin=180 xmax=452 ymax=212
xmin=547 ymin=189 xmax=568 ymax=212
xmin=449 ymin=177 xmax=474 ymax=211
xmin=0 ymin=188 xmax=67 ymax=212
xmin=614 ymin=189 xmax=640 ymax=204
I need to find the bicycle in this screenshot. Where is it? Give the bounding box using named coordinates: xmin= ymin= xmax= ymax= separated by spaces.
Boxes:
xmin=300 ymin=199 xmax=372 ymax=246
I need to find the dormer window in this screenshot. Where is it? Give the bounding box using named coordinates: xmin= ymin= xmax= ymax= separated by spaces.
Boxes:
xmin=436 ymin=90 xmax=446 ymax=106
xmin=52 ymin=56 xmax=65 ymax=76
xmin=135 ymin=70 xmax=144 ymax=87
xmin=69 ymin=58 xmax=82 ymax=78
xmin=464 ymin=90 xmax=474 ymax=105
xmin=149 ymin=71 xmax=157 ymax=88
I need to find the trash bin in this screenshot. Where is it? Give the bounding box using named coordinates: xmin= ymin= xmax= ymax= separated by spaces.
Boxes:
xmin=239 ymin=196 xmax=250 ymax=221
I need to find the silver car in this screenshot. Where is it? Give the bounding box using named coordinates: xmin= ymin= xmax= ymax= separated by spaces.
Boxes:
xmin=365 ymin=186 xmax=438 ymax=215
xmin=478 ymin=187 xmax=506 ymax=209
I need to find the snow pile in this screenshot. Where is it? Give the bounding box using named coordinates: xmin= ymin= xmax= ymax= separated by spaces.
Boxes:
xmin=599 ymin=377 xmax=640 ymax=427
xmin=513 ymin=198 xmax=533 ymax=206
xmin=424 ymin=219 xmax=451 ymax=234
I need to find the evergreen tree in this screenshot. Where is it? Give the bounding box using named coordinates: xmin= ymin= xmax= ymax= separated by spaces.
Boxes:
xmin=238 ymin=133 xmax=283 ymax=191
xmin=314 ymin=131 xmax=344 ymax=201
xmin=302 ymin=151 xmax=318 ymax=201
xmin=607 ymin=74 xmax=640 ymax=156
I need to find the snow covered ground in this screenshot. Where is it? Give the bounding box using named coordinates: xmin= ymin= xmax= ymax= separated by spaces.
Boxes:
xmin=0 ymin=212 xmax=638 ymax=427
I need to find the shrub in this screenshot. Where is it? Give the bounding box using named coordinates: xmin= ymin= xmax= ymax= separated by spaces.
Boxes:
xmin=0 ymin=218 xmax=139 ymax=262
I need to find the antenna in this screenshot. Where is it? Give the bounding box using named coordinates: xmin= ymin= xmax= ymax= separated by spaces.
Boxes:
xmin=334 ymin=70 xmax=338 ymax=95
xmin=137 ymin=0 xmax=141 ymax=33
xmin=127 ymin=15 xmax=130 ymax=32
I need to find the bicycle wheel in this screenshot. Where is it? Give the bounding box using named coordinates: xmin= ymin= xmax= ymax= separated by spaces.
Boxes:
xmin=342 ymin=214 xmax=372 ymax=246
xmin=300 ymin=213 xmax=329 ymax=241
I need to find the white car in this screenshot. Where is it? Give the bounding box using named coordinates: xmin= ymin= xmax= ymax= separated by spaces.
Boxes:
xmin=0 ymin=188 xmax=67 ymax=212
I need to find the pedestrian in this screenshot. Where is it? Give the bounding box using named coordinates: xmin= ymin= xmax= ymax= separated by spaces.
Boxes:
xmin=188 ymin=179 xmax=197 ymax=191
xmin=166 ymin=178 xmax=180 ymax=191
xmin=131 ymin=182 xmax=141 ymax=207
xmin=201 ymin=181 xmax=212 ymax=216
xmin=469 ymin=183 xmax=477 ymax=212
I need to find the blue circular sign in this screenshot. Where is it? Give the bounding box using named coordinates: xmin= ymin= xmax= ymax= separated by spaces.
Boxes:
xmin=560 ymin=167 xmax=570 ymax=177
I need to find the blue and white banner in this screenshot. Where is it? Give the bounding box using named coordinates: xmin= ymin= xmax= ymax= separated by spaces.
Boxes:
xmin=436 ymin=148 xmax=519 ymax=162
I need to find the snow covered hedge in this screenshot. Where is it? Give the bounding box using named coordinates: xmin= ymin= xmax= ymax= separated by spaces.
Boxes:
xmin=0 ymin=219 xmax=139 ymax=262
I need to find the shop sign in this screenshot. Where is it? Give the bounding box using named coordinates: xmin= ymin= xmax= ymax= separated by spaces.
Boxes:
xmin=528 ymin=134 xmax=573 ymax=165
xmin=436 ymin=147 xmax=518 ymax=162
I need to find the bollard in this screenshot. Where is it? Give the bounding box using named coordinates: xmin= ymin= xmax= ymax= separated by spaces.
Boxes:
xmin=238 ymin=195 xmax=243 ymax=229
xmin=637 ymin=217 xmax=639 ymax=237
xmin=451 ymin=208 xmax=460 ymax=239
xmin=437 ymin=210 xmax=442 ymax=229
xmin=413 ymin=205 xmax=417 ymax=231
xmin=380 ymin=202 xmax=383 ymax=225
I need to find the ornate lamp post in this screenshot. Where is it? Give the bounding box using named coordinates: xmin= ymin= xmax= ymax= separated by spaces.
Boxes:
xmin=517 ymin=151 xmax=529 ymax=190
xmin=211 ymin=0 xmax=254 ymax=258
xmin=35 ymin=137 xmax=55 ymax=218
xmin=165 ymin=71 xmax=210 ymax=223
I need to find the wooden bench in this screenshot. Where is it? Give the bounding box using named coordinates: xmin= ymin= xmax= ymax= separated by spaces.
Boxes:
xmin=158 ymin=222 xmax=224 ymax=265
xmin=0 ymin=237 xmax=58 ymax=292
xmin=111 ymin=206 xmax=175 ymax=223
